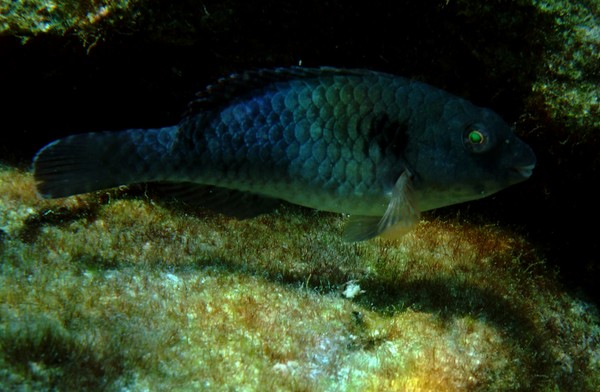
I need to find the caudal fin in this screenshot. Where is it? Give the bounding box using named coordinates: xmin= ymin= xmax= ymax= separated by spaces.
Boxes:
xmin=33 ymin=127 xmax=178 ymax=198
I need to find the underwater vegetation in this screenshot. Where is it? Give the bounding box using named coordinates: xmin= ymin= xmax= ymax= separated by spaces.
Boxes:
xmin=528 ymin=0 xmax=599 ymax=133
xmin=0 ymin=0 xmax=135 ymax=44
xmin=1 ymin=166 xmax=599 ymax=390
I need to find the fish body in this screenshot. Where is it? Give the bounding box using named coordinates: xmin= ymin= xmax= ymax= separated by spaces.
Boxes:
xmin=33 ymin=67 xmax=536 ymax=240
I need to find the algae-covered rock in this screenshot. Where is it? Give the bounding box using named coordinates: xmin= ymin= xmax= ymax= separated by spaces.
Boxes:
xmin=1 ymin=165 xmax=599 ymax=390
xmin=0 ymin=0 xmax=135 ymax=42
xmin=529 ymin=0 xmax=599 ymax=133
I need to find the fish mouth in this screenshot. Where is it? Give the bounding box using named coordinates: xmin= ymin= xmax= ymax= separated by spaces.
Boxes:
xmin=511 ymin=163 xmax=535 ymax=179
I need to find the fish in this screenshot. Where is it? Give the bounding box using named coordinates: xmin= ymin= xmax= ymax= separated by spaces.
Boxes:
xmin=33 ymin=67 xmax=536 ymax=241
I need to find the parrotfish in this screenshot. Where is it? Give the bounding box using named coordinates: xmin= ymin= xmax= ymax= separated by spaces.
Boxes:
xmin=33 ymin=67 xmax=536 ymax=241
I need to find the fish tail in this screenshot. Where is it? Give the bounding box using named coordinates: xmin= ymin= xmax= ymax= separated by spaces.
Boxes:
xmin=33 ymin=126 xmax=179 ymax=198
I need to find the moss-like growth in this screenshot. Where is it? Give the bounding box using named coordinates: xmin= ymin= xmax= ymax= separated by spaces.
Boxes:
xmin=528 ymin=0 xmax=599 ymax=134
xmin=0 ymin=1 xmax=134 ymax=44
xmin=1 ymin=165 xmax=599 ymax=390
xmin=0 ymin=311 xmax=127 ymax=390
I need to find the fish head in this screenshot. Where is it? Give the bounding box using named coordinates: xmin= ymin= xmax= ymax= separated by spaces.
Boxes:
xmin=411 ymin=105 xmax=536 ymax=210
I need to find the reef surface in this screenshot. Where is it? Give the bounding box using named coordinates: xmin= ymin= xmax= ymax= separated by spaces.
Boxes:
xmin=1 ymin=165 xmax=599 ymax=390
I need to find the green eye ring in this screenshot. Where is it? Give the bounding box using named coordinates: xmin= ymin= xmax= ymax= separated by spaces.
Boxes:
xmin=463 ymin=124 xmax=494 ymax=154
xmin=468 ymin=130 xmax=484 ymax=144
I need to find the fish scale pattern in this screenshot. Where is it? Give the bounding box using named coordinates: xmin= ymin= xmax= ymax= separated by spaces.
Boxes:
xmin=182 ymin=73 xmax=412 ymax=208
xmin=33 ymin=67 xmax=536 ymax=231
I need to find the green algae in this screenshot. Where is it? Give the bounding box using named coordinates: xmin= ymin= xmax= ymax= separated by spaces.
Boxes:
xmin=528 ymin=0 xmax=600 ymax=135
xmin=1 ymin=165 xmax=599 ymax=391
xmin=0 ymin=0 xmax=136 ymax=44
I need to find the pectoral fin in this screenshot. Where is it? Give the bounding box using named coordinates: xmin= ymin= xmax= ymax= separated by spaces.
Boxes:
xmin=342 ymin=171 xmax=419 ymax=241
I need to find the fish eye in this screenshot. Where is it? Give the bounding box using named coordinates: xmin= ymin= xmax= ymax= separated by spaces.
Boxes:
xmin=469 ymin=130 xmax=484 ymax=144
xmin=463 ymin=124 xmax=494 ymax=153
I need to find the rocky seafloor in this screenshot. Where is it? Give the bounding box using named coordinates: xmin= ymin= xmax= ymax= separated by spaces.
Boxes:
xmin=1 ymin=0 xmax=599 ymax=390
xmin=1 ymin=166 xmax=599 ymax=390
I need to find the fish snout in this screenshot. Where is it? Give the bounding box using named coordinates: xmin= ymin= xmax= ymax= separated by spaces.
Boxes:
xmin=511 ymin=163 xmax=535 ymax=179
xmin=508 ymin=140 xmax=536 ymax=180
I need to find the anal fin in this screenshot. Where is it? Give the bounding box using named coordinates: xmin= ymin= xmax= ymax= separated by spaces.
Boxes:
xmin=155 ymin=182 xmax=280 ymax=219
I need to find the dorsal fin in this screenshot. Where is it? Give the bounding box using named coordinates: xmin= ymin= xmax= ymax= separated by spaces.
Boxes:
xmin=185 ymin=67 xmax=379 ymax=116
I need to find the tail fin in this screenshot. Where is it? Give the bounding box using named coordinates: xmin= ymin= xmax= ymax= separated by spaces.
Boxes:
xmin=33 ymin=127 xmax=178 ymax=198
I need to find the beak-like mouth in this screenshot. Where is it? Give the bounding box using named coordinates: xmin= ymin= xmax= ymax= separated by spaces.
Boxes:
xmin=512 ymin=164 xmax=535 ymax=178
